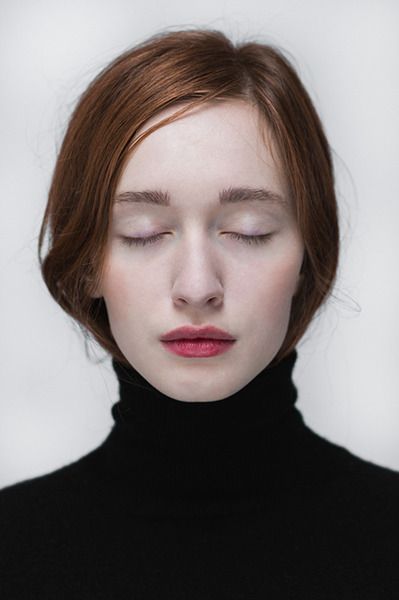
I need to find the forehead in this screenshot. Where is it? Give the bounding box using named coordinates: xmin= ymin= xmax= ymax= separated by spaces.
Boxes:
xmin=134 ymin=98 xmax=267 ymax=141
xmin=114 ymin=99 xmax=289 ymax=213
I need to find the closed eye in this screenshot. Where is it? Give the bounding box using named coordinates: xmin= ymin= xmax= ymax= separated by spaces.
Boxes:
xmin=227 ymin=232 xmax=273 ymax=246
xmin=120 ymin=232 xmax=274 ymax=247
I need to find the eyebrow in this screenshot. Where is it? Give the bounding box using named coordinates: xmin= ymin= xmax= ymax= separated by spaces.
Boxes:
xmin=114 ymin=186 xmax=288 ymax=208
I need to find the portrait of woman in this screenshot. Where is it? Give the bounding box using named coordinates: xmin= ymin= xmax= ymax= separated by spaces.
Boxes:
xmin=1 ymin=11 xmax=399 ymax=600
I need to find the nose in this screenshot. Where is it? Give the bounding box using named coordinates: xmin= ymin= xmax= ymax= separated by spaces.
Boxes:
xmin=170 ymin=237 xmax=224 ymax=310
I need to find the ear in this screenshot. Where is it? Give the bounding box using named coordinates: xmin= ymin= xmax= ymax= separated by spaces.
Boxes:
xmin=293 ymin=272 xmax=304 ymax=297
xmin=90 ymin=290 xmax=103 ymax=299
xmin=86 ymin=278 xmax=103 ymax=299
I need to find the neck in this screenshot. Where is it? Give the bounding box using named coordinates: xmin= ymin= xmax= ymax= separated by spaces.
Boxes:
xmin=99 ymin=348 xmax=311 ymax=517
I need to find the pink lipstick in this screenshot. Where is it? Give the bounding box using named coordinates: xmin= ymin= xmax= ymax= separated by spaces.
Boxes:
xmin=160 ymin=325 xmax=236 ymax=358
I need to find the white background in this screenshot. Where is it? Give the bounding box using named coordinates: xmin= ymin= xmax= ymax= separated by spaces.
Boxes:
xmin=1 ymin=0 xmax=398 ymax=489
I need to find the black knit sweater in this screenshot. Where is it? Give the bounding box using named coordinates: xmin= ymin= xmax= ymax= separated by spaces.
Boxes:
xmin=1 ymin=349 xmax=399 ymax=599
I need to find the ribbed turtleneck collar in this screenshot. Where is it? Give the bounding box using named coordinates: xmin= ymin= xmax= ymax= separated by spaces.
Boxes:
xmin=99 ymin=348 xmax=314 ymax=518
xmin=111 ymin=349 xmax=299 ymax=442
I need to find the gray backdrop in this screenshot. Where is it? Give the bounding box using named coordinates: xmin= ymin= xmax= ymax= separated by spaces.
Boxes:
xmin=1 ymin=0 xmax=398 ymax=488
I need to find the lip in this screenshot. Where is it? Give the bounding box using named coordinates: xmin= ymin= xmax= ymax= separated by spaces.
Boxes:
xmin=160 ymin=325 xmax=235 ymax=341
xmin=161 ymin=339 xmax=235 ymax=358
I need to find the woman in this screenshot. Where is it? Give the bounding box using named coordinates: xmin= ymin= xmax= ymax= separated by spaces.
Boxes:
xmin=1 ymin=27 xmax=398 ymax=599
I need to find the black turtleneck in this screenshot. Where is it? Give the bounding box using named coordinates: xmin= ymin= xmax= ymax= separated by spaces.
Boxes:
xmin=1 ymin=348 xmax=399 ymax=599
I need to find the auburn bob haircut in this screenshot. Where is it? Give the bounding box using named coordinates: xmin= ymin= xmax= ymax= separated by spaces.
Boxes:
xmin=38 ymin=27 xmax=339 ymax=368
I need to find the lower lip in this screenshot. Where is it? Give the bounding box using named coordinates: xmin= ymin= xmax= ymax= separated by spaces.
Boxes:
xmin=161 ymin=339 xmax=236 ymax=357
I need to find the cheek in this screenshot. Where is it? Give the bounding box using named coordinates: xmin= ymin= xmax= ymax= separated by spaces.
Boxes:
xmin=100 ymin=263 xmax=146 ymax=344
xmin=248 ymin=254 xmax=301 ymax=317
xmin=100 ymin=258 xmax=147 ymax=314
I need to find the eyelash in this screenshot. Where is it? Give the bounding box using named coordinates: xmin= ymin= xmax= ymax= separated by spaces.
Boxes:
xmin=121 ymin=232 xmax=273 ymax=247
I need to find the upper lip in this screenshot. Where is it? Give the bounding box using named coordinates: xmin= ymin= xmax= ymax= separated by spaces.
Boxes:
xmin=160 ymin=325 xmax=236 ymax=341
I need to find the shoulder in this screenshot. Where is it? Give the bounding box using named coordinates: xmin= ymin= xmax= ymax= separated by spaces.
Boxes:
xmin=337 ymin=445 xmax=399 ymax=511
xmin=0 ymin=441 xmax=100 ymax=496
xmin=305 ymin=425 xmax=399 ymax=524
xmin=308 ymin=423 xmax=399 ymax=485
xmin=0 ymin=444 xmax=110 ymax=595
xmin=0 ymin=444 xmax=103 ymax=543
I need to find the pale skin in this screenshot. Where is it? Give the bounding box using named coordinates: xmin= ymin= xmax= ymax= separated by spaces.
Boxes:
xmin=92 ymin=99 xmax=305 ymax=402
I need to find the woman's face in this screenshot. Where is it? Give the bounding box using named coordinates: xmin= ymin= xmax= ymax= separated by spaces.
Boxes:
xmin=93 ymin=99 xmax=304 ymax=402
